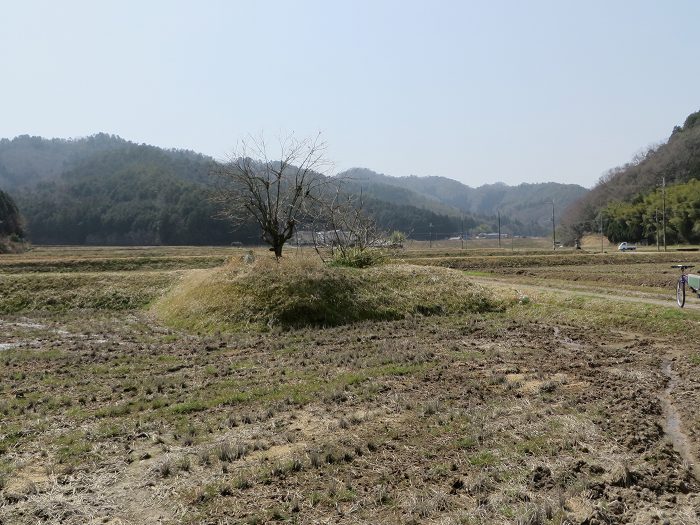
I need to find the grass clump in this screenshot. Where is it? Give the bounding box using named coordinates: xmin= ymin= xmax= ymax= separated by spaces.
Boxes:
xmin=153 ymin=256 xmax=501 ymax=332
xmin=215 ymin=441 xmax=248 ymax=462
xmin=329 ymin=248 xmax=386 ymax=268
xmin=0 ymin=235 xmax=29 ymax=254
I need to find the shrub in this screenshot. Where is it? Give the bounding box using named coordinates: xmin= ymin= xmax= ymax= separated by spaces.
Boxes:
xmin=389 ymin=230 xmax=406 ymax=247
xmin=330 ymin=248 xmax=386 ymax=268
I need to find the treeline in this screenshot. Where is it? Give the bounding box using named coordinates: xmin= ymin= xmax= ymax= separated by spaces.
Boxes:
xmin=342 ymin=168 xmax=588 ymax=236
xmin=15 ymin=146 xmax=250 ymax=245
xmin=0 ymin=189 xmax=25 ymax=253
xmin=563 ymin=109 xmax=700 ymax=241
xmin=1 ymin=135 xmax=501 ymax=245
xmin=0 ymin=134 xmax=131 ymax=189
xmin=601 ymin=178 xmax=700 ymax=244
xmin=363 ymin=197 xmax=476 ymax=236
xmin=0 ymin=189 xmax=23 ymax=237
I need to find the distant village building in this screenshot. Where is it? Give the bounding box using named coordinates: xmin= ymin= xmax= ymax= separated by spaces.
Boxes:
xmin=292 ymin=230 xmax=316 ymax=246
xmin=476 ymin=232 xmax=509 ymax=239
xmin=291 ymin=230 xmax=357 ymax=246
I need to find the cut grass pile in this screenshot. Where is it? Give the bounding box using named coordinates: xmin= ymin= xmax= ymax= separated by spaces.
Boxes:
xmin=154 ymin=257 xmax=500 ymax=331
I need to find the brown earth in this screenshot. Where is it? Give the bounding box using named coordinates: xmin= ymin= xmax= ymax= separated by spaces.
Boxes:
xmin=2 ymin=309 xmax=700 ymax=524
xmin=2 ymin=247 xmax=700 ymax=524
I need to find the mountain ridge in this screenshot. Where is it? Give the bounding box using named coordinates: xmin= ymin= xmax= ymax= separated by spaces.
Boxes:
xmin=1 ymin=134 xmax=588 ymax=243
xmin=561 ymin=108 xmax=700 ymax=243
xmin=339 ymin=167 xmax=588 ymax=235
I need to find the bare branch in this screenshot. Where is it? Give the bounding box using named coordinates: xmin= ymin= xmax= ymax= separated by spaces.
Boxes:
xmin=211 ymin=132 xmax=335 ymax=258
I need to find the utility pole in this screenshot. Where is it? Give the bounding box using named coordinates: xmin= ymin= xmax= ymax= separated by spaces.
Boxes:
xmin=497 ymin=210 xmax=501 ymax=248
xmin=551 ymin=200 xmax=556 ymax=250
xmin=461 ymin=214 xmax=464 ymax=250
xmin=600 ymin=213 xmax=604 ymax=253
xmin=662 ymin=177 xmax=667 ymax=252
xmin=429 ymin=222 xmax=432 ymax=249
xmin=655 ymin=209 xmax=660 ymax=251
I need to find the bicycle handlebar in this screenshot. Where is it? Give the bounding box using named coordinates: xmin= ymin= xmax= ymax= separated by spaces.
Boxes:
xmin=671 ymin=265 xmax=695 ymax=269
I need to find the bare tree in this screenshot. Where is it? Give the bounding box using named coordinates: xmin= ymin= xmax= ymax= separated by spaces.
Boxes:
xmin=311 ymin=184 xmax=386 ymax=264
xmin=212 ymin=133 xmax=332 ymax=258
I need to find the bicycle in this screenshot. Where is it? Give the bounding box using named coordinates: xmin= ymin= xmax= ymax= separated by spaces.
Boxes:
xmin=672 ymin=265 xmax=700 ymax=307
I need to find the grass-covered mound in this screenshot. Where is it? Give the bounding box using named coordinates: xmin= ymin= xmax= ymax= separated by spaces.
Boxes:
xmin=153 ymin=257 xmax=500 ymax=332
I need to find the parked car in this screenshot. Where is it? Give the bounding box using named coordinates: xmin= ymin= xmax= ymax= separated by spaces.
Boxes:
xmin=618 ymin=242 xmax=637 ymax=251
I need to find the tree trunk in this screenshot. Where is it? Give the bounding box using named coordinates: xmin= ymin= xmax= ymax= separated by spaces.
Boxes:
xmin=273 ymin=241 xmax=283 ymax=259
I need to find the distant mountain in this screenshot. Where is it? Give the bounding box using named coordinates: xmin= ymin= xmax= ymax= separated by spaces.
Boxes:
xmin=0 ymin=133 xmax=209 ymax=191
xmin=337 ymin=169 xmax=462 ymax=217
xmin=0 ymin=134 xmax=128 ymax=190
xmin=0 ymin=135 xmax=488 ymax=244
xmin=0 ymin=135 xmax=250 ymax=244
xmin=340 ymin=168 xmax=588 ymax=235
xmin=562 ymin=108 xmax=700 ymax=243
xmin=0 ymin=133 xmax=587 ymax=245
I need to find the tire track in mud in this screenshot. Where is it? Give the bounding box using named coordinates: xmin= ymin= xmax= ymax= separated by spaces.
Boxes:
xmin=516 ymin=325 xmax=693 ymax=521
xmin=480 ymin=274 xmax=700 ymax=488
xmin=476 ymin=275 xmax=700 ymax=486
xmin=661 ymin=359 xmax=700 ymax=481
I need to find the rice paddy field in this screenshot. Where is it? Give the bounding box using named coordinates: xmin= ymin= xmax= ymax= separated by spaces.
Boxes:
xmin=2 ymin=243 xmax=700 ymax=524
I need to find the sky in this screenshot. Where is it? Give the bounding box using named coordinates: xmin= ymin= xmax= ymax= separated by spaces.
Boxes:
xmin=1 ymin=0 xmax=699 ymax=188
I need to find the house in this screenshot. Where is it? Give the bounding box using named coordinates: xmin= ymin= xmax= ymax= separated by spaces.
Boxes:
xmin=476 ymin=232 xmax=509 ymax=239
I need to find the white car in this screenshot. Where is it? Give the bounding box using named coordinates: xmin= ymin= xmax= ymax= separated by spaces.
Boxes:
xmin=618 ymin=242 xmax=637 ymax=251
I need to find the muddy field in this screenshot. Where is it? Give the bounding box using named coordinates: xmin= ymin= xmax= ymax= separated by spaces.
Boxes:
xmin=2 ymin=247 xmax=700 ymax=524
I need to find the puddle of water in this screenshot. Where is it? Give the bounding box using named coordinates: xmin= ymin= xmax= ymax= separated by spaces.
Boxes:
xmin=661 ymin=360 xmax=700 ymax=480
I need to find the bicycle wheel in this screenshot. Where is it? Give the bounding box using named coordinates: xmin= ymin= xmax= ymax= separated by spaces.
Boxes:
xmin=677 ymin=279 xmax=686 ymax=307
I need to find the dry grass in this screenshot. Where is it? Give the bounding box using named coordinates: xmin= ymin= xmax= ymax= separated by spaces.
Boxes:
xmin=2 ymin=245 xmax=700 ymax=524
xmin=153 ymin=256 xmax=500 ymax=332
xmin=404 ymin=250 xmax=697 ymax=271
xmin=0 ymin=271 xmax=180 ymax=313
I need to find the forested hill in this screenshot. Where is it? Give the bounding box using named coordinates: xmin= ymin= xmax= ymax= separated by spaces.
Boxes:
xmin=0 ymin=134 xmax=210 ymax=191
xmin=562 ymin=109 xmax=700 ymax=243
xmin=1 ymin=134 xmax=130 ymax=189
xmin=340 ymin=168 xmax=588 ymax=236
xmin=0 ymin=134 xmax=500 ymax=245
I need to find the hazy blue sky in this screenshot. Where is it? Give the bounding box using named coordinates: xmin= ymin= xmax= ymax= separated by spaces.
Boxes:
xmin=1 ymin=0 xmax=698 ymax=187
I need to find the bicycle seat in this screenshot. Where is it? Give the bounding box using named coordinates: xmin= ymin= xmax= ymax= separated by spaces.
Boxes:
xmin=671 ymin=265 xmax=695 ymax=269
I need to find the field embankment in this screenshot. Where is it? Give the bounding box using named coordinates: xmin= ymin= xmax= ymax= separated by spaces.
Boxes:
xmin=0 ymin=246 xmax=236 ymax=313
xmin=403 ymin=250 xmax=697 ymax=271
